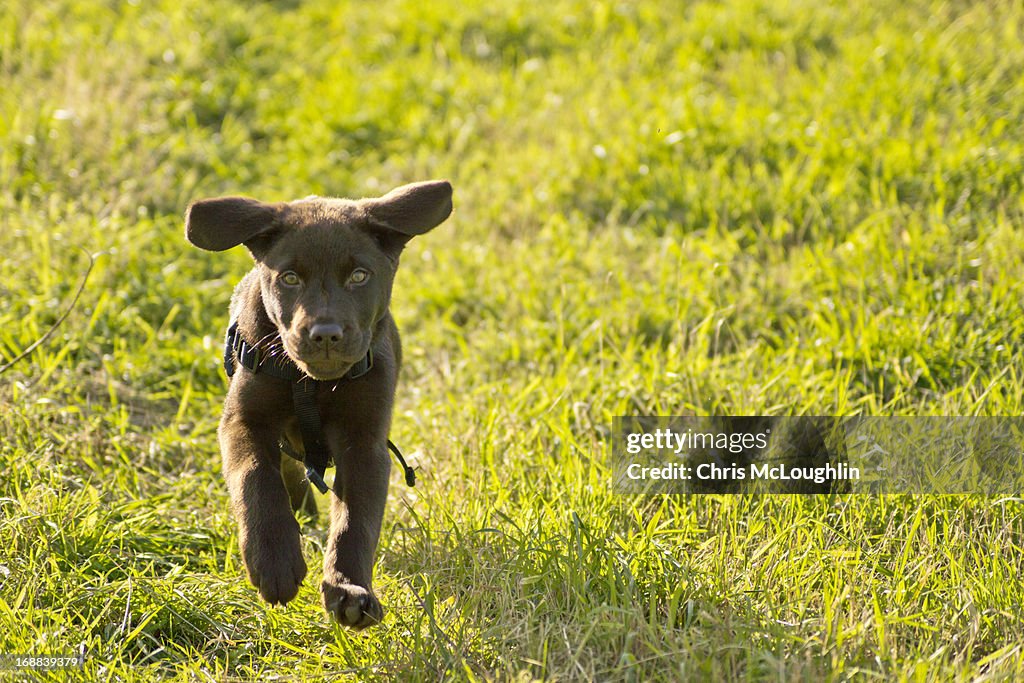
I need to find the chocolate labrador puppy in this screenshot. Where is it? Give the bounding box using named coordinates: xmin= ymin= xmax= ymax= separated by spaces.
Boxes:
xmin=185 ymin=180 xmax=452 ymax=629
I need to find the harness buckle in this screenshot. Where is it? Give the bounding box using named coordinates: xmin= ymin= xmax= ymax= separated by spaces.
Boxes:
xmin=305 ymin=466 xmax=329 ymax=494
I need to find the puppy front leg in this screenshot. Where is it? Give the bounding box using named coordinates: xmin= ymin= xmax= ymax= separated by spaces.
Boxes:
xmin=321 ymin=441 xmax=390 ymax=629
xmin=220 ymin=412 xmax=307 ymax=605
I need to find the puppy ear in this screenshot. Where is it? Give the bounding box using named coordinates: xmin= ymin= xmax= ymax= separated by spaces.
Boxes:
xmin=361 ymin=180 xmax=453 ymax=238
xmin=185 ymin=197 xmax=284 ymax=252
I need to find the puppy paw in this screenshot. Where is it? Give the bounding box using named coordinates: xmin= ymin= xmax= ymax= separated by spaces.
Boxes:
xmin=240 ymin=517 xmax=307 ymax=605
xmin=321 ymin=581 xmax=383 ymax=629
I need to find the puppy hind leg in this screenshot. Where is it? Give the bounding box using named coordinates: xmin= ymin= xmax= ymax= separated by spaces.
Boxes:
xmin=280 ymin=453 xmax=319 ymax=522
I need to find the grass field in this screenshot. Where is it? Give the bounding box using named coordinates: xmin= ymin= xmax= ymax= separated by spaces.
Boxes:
xmin=2 ymin=0 xmax=1024 ymax=679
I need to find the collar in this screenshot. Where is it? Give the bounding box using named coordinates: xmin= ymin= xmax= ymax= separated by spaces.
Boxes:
xmin=223 ymin=321 xmax=372 ymax=382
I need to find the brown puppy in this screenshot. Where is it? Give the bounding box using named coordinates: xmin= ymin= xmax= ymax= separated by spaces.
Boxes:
xmin=185 ymin=180 xmax=452 ymax=629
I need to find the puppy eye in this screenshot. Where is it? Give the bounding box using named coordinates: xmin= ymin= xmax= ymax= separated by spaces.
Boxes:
xmin=279 ymin=271 xmax=301 ymax=286
xmin=348 ymin=268 xmax=370 ymax=285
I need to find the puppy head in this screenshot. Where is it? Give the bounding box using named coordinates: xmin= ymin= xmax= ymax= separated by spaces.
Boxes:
xmin=186 ymin=180 xmax=452 ymax=380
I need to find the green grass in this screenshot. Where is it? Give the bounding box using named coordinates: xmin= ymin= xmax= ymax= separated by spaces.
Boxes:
xmin=2 ymin=0 xmax=1024 ymax=679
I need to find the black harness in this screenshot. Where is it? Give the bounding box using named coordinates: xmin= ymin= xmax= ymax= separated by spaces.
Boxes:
xmin=223 ymin=321 xmax=416 ymax=494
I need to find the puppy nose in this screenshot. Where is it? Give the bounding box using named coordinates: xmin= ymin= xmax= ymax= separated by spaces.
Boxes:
xmin=309 ymin=323 xmax=344 ymax=345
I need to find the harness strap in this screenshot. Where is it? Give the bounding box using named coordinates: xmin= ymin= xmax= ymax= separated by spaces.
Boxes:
xmin=224 ymin=321 xmax=416 ymax=492
xmin=388 ymin=440 xmax=416 ymax=487
xmin=292 ymin=379 xmax=331 ymax=494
